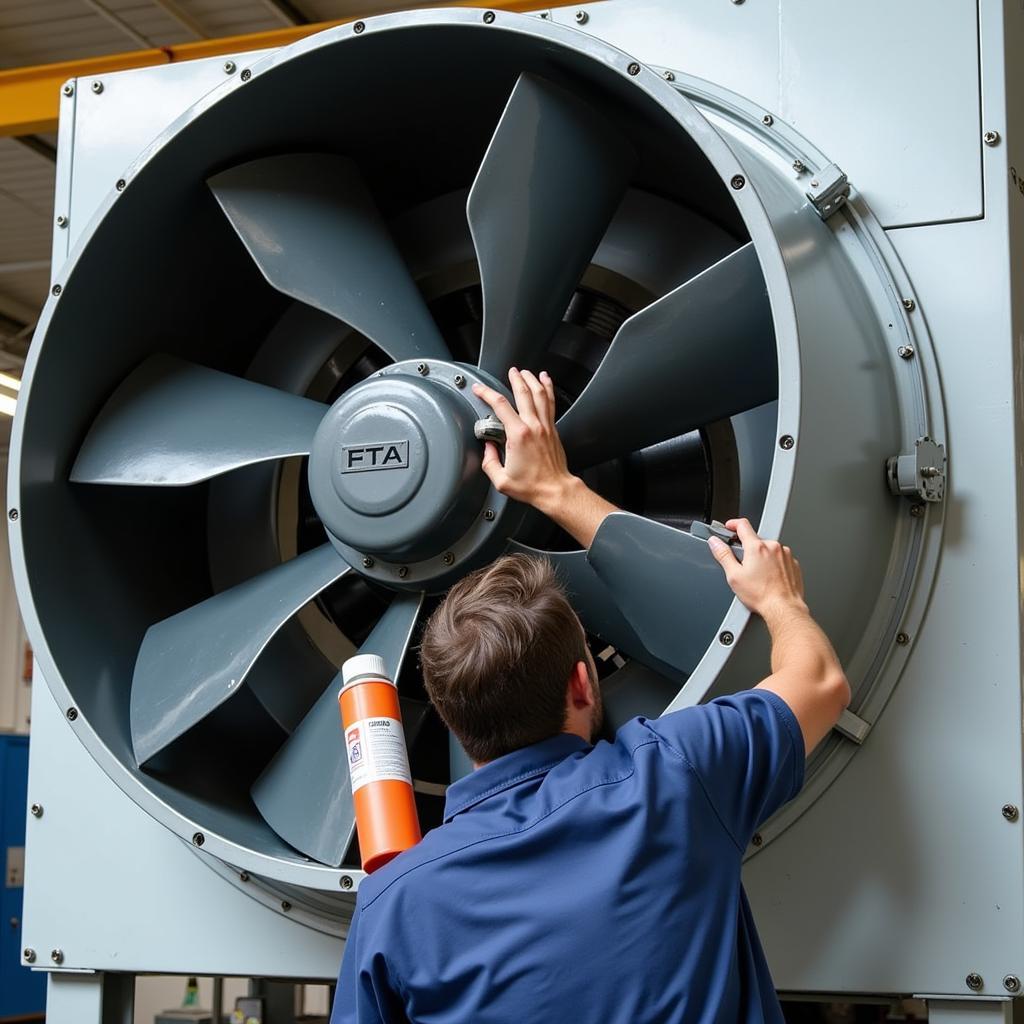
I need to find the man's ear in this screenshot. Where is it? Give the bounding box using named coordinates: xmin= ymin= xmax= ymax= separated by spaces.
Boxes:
xmin=567 ymin=660 xmax=595 ymax=709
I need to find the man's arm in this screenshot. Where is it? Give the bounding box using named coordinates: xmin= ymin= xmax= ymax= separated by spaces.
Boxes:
xmin=708 ymin=519 xmax=851 ymax=754
xmin=472 ymin=368 xmax=616 ymax=548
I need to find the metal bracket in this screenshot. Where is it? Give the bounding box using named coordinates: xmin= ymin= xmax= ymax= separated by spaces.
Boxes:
xmin=805 ymin=163 xmax=851 ymax=220
xmin=887 ymin=435 xmax=946 ymax=503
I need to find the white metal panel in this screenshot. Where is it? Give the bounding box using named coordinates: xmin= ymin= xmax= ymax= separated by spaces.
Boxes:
xmin=22 ymin=678 xmax=344 ymax=977
xmin=565 ymin=0 xmax=983 ymax=228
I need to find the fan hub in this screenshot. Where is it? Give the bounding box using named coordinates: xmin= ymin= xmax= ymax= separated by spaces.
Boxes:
xmin=308 ymin=360 xmax=503 ymax=573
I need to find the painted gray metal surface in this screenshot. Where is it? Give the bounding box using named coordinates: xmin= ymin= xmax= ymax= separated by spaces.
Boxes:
xmin=471 ymin=72 xmax=635 ymax=377
xmin=588 ymin=512 xmax=735 ymax=675
xmin=209 ymin=154 xmax=449 ymax=364
xmin=18 ymin=0 xmax=1024 ymax=1004
xmin=557 ymin=242 xmax=776 ymax=469
xmin=70 ymin=354 xmax=327 ymax=486
xmin=252 ymin=593 xmax=423 ymax=867
xmin=131 ymin=544 xmax=351 ymax=764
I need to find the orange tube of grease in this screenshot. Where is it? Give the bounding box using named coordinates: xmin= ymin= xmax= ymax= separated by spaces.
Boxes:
xmin=339 ymin=653 xmax=421 ymax=873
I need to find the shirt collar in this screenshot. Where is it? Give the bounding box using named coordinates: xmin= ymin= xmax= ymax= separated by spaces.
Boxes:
xmin=443 ymin=733 xmax=591 ymax=823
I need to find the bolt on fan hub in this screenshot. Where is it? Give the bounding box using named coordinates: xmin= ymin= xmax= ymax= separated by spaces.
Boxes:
xmin=310 ymin=360 xmax=518 ymax=588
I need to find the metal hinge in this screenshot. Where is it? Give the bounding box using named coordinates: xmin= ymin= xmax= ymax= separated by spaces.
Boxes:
xmin=886 ymin=436 xmax=946 ymax=503
xmin=805 ymin=163 xmax=851 ymax=220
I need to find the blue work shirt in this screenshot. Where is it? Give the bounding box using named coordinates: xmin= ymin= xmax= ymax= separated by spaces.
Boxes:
xmin=331 ymin=689 xmax=804 ymax=1024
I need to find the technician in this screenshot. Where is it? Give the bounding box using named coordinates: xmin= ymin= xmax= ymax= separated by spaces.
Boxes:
xmin=331 ymin=367 xmax=850 ymax=1024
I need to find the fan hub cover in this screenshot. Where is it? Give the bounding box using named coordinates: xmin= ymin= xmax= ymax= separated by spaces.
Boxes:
xmin=309 ymin=362 xmax=489 ymax=561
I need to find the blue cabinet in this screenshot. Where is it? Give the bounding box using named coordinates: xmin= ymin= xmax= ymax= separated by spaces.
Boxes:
xmin=1 ymin=734 xmax=45 ymax=1020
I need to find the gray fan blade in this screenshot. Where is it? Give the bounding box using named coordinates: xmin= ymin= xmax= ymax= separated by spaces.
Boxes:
xmin=601 ymin=660 xmax=679 ymax=730
xmin=558 ymin=244 xmax=776 ymax=469
xmin=511 ymin=542 xmax=685 ymax=684
xmin=470 ymin=74 xmax=635 ymax=377
xmin=132 ymin=544 xmax=351 ymax=765
xmin=587 ymin=512 xmax=735 ymax=676
xmin=251 ymin=593 xmax=424 ymax=866
xmin=209 ymin=154 xmax=450 ymax=363
xmin=70 ymin=355 xmax=327 ymax=486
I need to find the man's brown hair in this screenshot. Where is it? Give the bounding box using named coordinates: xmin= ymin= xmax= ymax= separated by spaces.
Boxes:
xmin=420 ymin=554 xmax=587 ymax=764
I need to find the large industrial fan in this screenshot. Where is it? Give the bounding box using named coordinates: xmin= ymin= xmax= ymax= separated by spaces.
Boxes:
xmin=17 ymin=3 xmax=1024 ymax=1019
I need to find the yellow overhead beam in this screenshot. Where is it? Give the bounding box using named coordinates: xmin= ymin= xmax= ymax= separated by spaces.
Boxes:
xmin=0 ymin=0 xmax=580 ymax=138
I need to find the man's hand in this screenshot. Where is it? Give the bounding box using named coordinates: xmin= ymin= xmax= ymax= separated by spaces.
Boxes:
xmin=472 ymin=369 xmax=617 ymax=549
xmin=707 ymin=518 xmax=806 ymax=621
xmin=707 ymin=518 xmax=849 ymax=755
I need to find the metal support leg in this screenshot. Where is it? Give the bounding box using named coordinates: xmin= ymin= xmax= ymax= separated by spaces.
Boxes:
xmin=45 ymin=971 xmax=135 ymax=1024
xmin=928 ymin=999 xmax=1018 ymax=1024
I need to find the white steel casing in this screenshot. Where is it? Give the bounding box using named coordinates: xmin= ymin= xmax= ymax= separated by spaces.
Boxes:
xmin=20 ymin=0 xmax=1024 ymax=1004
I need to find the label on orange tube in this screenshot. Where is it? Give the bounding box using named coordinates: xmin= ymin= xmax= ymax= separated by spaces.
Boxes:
xmin=344 ymin=716 xmax=412 ymax=792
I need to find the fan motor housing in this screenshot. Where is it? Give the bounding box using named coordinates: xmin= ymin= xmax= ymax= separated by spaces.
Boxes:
xmin=11 ymin=0 xmax=1024 ymax=1005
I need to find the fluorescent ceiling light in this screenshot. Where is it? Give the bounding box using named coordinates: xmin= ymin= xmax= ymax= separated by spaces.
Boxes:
xmin=0 ymin=394 xmax=16 ymax=417
xmin=0 ymin=373 xmax=21 ymax=392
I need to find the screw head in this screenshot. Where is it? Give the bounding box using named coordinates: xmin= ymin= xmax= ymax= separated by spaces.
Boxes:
xmin=966 ymin=973 xmax=984 ymax=992
xmin=56 ymin=214 xmax=68 ymax=227
xmin=731 ymin=0 xmax=745 ymax=4
xmin=353 ymin=20 xmax=365 ymax=33
xmin=239 ymin=871 xmax=250 ymax=882
xmin=443 ymin=551 xmax=455 ymax=566
xmin=23 ymin=948 xmax=36 ymax=963
xmin=662 ymin=70 xmax=675 ymax=81
xmin=909 ymin=503 xmax=926 ymax=519
xmin=416 ymin=362 xmax=429 ymax=376
xmin=8 ymin=509 xmax=18 ymax=522
xmin=779 ymin=434 xmax=795 ymax=450
xmin=51 ymin=284 xmax=61 ymax=296
xmin=792 ymin=159 xmax=806 ymax=173
xmin=627 ymin=62 xmax=641 ymax=76
xmin=362 ymin=555 xmax=374 ymax=569
xmin=30 ymin=803 xmax=42 ymax=818
xmin=1003 ymin=804 xmax=1019 ymax=822
xmin=483 ymin=508 xmax=496 ymax=521
xmin=65 ymin=707 xmax=78 ymax=721
xmin=240 ymin=68 xmax=251 ymax=82
xmin=115 ymin=179 xmax=126 ymax=191
xmin=984 ymin=130 xmax=1001 ymax=147
xmin=902 ymin=298 xmax=916 ymax=312
xmin=281 ymin=900 xmax=292 ymax=911
xmin=223 ymin=60 xmax=236 ymax=74
xmin=91 ymin=80 xmax=103 ymax=94
xmin=453 ymin=373 xmax=466 ymax=388
xmin=896 ymin=632 xmax=910 ymax=646
xmin=751 ymin=832 xmax=763 ymax=846
xmin=62 ymin=83 xmax=74 ymax=97
xmin=762 ymin=114 xmax=774 ymax=126
xmin=483 ymin=10 xmax=495 ymax=22
xmin=898 ymin=345 xmax=915 ymax=360
xmin=340 ymin=874 xmax=354 ymax=890
xmin=719 ymin=630 xmax=735 ymax=646
xmin=397 ymin=565 xmax=409 ymax=579
xmin=192 ymin=832 xmax=205 ymax=847
xmin=51 ymin=949 xmax=64 ymax=965
xmin=730 ymin=174 xmax=746 ymax=190
xmin=575 ymin=10 xmax=588 ymax=23
xmin=1004 ymin=975 xmax=1021 ymax=993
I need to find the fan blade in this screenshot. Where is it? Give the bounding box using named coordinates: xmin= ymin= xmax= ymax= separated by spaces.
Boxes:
xmin=600 ymin=660 xmax=679 ymax=730
xmin=131 ymin=544 xmax=351 ymax=765
xmin=558 ymin=243 xmax=776 ymax=469
xmin=70 ymin=355 xmax=327 ymax=487
xmin=511 ymin=543 xmax=685 ymax=684
xmin=587 ymin=513 xmax=735 ymax=676
xmin=251 ymin=593 xmax=424 ymax=866
xmin=209 ymin=154 xmax=450 ymax=363
xmin=470 ymin=74 xmax=635 ymax=377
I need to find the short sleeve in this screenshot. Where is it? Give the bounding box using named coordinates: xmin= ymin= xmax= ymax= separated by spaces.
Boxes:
xmin=645 ymin=689 xmax=805 ymax=849
xmin=330 ymin=905 xmax=409 ymax=1024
